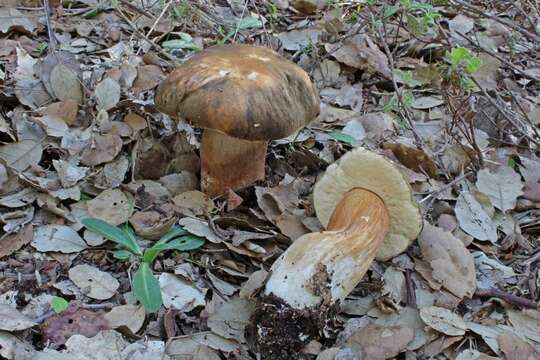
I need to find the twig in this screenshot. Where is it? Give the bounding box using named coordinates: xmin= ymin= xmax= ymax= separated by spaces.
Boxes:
xmin=116 ymin=8 xmax=175 ymax=65
xmin=475 ymin=288 xmax=539 ymax=309
xmin=450 ymin=0 xmax=540 ymax=44
xmin=145 ymin=0 xmax=172 ymax=39
xmin=419 ymin=171 xmax=474 ymax=204
xmin=117 ymin=0 xmax=155 ymax=20
xmin=471 ymin=78 xmax=540 ymax=147
xmin=42 ymin=0 xmax=57 ymax=53
xmin=373 ymin=21 xmax=423 ymax=146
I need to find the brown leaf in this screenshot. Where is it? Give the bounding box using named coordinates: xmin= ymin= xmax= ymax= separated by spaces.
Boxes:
xmin=173 ymin=190 xmax=215 ymax=216
xmin=497 ymin=332 xmax=540 ymax=360
xmin=80 ymin=134 xmax=123 ymax=166
xmin=345 ymin=323 xmax=414 ymax=360
xmin=325 ymin=34 xmax=391 ymax=79
xmin=88 ymin=189 xmax=132 ymax=226
xmin=418 ymin=223 xmax=476 ymax=299
xmin=226 ymin=189 xmax=243 ymax=212
xmin=104 ymin=305 xmax=145 ymax=334
xmin=124 ymin=113 xmax=147 ymax=132
xmin=132 ymin=65 xmax=165 ymax=92
xmin=129 ymin=210 xmax=176 ymax=240
xmin=41 ymin=306 xmax=110 ymax=346
xmin=0 ymin=224 xmax=33 ymax=259
xmin=383 ymin=142 xmax=438 ymax=178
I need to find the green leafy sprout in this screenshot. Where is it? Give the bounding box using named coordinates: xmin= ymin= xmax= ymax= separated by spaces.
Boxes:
xmin=81 ymin=218 xmax=205 ymax=313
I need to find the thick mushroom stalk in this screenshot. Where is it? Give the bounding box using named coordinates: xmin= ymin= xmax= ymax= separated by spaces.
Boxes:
xmin=200 ymin=130 xmax=267 ymax=196
xmin=247 ymin=148 xmax=422 ymax=358
xmin=264 ymin=188 xmax=390 ymax=308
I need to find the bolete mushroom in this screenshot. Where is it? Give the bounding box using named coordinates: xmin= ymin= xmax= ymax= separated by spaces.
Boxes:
xmin=154 ymin=44 xmax=320 ymax=196
xmin=247 ymin=147 xmax=423 ymax=358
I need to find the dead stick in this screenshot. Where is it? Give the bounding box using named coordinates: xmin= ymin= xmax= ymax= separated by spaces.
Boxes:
xmin=475 ymin=288 xmax=539 ymax=309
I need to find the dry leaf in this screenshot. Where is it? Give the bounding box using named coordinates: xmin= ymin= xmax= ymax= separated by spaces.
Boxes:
xmin=0 ymin=140 xmax=43 ymax=172
xmin=129 ymin=211 xmax=176 ymax=240
xmin=132 ymin=65 xmax=165 ymax=92
xmin=104 ymin=305 xmax=145 ymax=334
xmin=32 ymin=224 xmax=88 ymax=253
xmin=53 ymin=159 xmax=88 ymax=188
xmin=239 ymin=269 xmax=268 ymax=299
xmin=418 ymin=223 xmax=476 ymax=298
xmin=80 ymin=134 xmax=123 ymax=166
xmin=124 ymin=113 xmax=147 ymax=132
xmin=42 ymin=313 xmax=112 ymax=347
xmin=159 ymin=273 xmax=207 ymax=311
xmin=50 ymin=63 xmax=83 ymax=103
xmin=383 ymin=142 xmax=438 ymax=177
xmin=173 ymin=190 xmax=215 ymax=216
xmin=207 ymin=298 xmax=255 ymax=343
xmin=455 ymin=191 xmax=498 ymax=242
xmin=0 ymin=8 xmax=37 ymax=33
xmin=325 ymin=34 xmax=391 ymax=79
xmin=69 ymin=264 xmax=120 ymax=300
xmin=497 ymin=332 xmax=540 ymax=360
xmin=0 ymin=224 xmax=33 ymax=259
xmin=88 ymin=189 xmax=131 ymax=226
xmin=507 ymin=310 xmax=540 ymax=343
xmin=0 ymin=304 xmax=37 ymax=331
xmin=345 ymin=323 xmax=414 ymax=360
xmin=476 ymin=166 xmax=523 ymax=212
xmin=177 ymin=217 xmax=221 ymax=243
xmin=419 ymin=306 xmax=467 ymax=336
xmin=94 ymin=77 xmax=121 ymax=111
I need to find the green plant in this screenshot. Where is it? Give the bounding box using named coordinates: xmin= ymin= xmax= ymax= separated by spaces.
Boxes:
xmin=81 ymin=218 xmax=205 ymax=313
xmin=34 ymin=42 xmax=48 ymax=55
xmin=383 ymin=90 xmax=414 ymax=114
xmin=442 ymin=47 xmax=481 ymax=89
xmin=51 ymin=296 xmax=69 ymax=313
xmin=379 ymin=0 xmax=441 ymax=36
xmin=172 ymin=0 xmax=191 ymax=18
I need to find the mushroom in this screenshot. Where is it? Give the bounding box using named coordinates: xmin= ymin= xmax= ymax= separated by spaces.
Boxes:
xmin=154 ymin=44 xmax=320 ymax=196
xmin=247 ymin=147 xmax=423 ymax=357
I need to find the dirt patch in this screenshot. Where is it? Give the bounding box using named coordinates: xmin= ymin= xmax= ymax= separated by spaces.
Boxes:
xmin=245 ymin=294 xmax=339 ymax=359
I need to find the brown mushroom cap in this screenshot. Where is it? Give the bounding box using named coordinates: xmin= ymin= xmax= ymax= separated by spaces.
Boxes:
xmin=154 ymin=44 xmax=320 ymax=141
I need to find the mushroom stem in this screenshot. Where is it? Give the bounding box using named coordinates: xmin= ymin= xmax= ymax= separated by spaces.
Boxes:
xmin=264 ymin=188 xmax=390 ymax=309
xmin=200 ymin=129 xmax=268 ymax=196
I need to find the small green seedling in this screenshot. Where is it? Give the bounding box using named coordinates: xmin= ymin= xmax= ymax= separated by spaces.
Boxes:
xmin=81 ymin=218 xmax=205 ymax=313
xmin=442 ymin=47 xmax=482 ymax=89
xmin=51 ymin=296 xmax=69 ymax=313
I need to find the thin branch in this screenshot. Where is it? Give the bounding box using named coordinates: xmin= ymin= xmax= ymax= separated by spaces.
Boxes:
xmin=475 ymin=288 xmax=539 ymax=309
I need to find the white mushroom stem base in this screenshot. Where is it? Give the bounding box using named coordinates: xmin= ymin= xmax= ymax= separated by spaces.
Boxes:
xmin=200 ymin=129 xmax=268 ymax=196
xmin=246 ymin=188 xmax=390 ymax=358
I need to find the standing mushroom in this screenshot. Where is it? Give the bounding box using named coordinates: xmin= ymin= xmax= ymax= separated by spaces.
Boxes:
xmin=154 ymin=44 xmax=320 ymax=196
xmin=248 ymin=147 xmax=423 ymax=358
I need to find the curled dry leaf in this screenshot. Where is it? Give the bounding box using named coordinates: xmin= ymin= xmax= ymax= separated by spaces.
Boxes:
xmin=104 ymin=305 xmax=146 ymax=334
xmin=418 ymin=223 xmax=476 ymax=299
xmin=0 ymin=223 xmax=33 ymax=259
xmin=476 ymin=166 xmax=523 ymax=212
xmin=178 ymin=217 xmax=221 ymax=243
xmin=419 ymin=306 xmax=467 ymax=336
xmin=87 ymin=189 xmax=131 ymax=226
xmin=239 ymin=269 xmax=268 ymax=299
xmin=129 ymin=210 xmax=176 ymax=240
xmin=80 ymin=134 xmax=123 ymax=166
xmin=345 ymin=323 xmax=414 ymax=360
xmin=32 ymin=224 xmax=88 ymax=253
xmin=53 ymin=159 xmax=88 ymax=188
xmin=68 ymin=264 xmax=120 ymax=300
xmin=382 ymin=142 xmax=438 ymax=178
xmin=207 ymin=298 xmax=256 ymax=343
xmin=325 ymin=34 xmax=391 ymax=79
xmin=132 ymin=64 xmax=165 ymax=92
xmin=0 ymin=304 xmax=37 ymax=331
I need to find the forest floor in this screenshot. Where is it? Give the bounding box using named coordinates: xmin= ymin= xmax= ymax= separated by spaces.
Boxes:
xmin=0 ymin=0 xmax=540 ymax=359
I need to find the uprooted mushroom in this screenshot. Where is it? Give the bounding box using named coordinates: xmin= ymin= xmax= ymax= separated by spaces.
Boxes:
xmin=154 ymin=44 xmax=320 ymax=196
xmin=246 ymin=147 xmax=423 ymax=358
